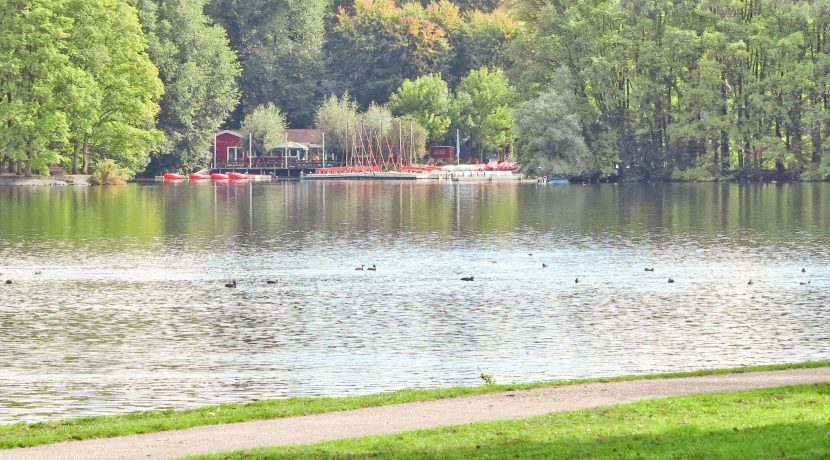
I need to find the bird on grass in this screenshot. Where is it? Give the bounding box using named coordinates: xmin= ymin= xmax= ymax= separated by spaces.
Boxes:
xmin=355 ymin=265 xmax=365 ymax=271
xmin=461 ymin=276 xmax=474 ymax=282
xmin=224 ymin=280 xmax=237 ymax=288
xmin=668 ymin=277 xmax=675 ymax=284
xmin=367 ymin=265 xmax=377 ymax=271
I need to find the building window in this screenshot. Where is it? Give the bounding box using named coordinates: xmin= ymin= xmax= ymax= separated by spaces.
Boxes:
xmin=228 ymin=147 xmax=241 ymax=161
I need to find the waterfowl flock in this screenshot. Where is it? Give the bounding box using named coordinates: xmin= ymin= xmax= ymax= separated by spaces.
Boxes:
xmin=0 ymin=264 xmax=816 ymax=292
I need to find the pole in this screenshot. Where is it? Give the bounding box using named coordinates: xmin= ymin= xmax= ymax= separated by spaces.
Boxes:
xmin=213 ymin=132 xmax=217 ymax=170
xmin=398 ymin=121 xmax=403 ymax=167
xmin=248 ymin=132 xmax=252 ymax=170
xmin=456 ymin=129 xmax=461 ymax=165
xmin=409 ymin=120 xmax=414 ymax=166
xmin=284 ymin=131 xmax=288 ymax=169
xmin=322 ymin=131 xmax=326 ymax=166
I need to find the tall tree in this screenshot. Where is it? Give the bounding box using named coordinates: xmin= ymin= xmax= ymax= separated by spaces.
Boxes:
xmin=208 ymin=0 xmax=329 ymax=127
xmin=0 ymin=0 xmax=74 ymax=176
xmin=388 ymin=74 xmax=453 ymax=140
xmin=452 ymin=67 xmax=515 ymax=160
xmin=132 ymin=0 xmax=241 ymax=173
xmin=63 ymin=0 xmax=163 ymax=176
xmin=242 ymin=103 xmax=287 ymax=156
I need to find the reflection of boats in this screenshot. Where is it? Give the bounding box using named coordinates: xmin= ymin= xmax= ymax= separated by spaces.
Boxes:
xmin=163 ymin=172 xmax=183 ymax=181
xmin=189 ymin=173 xmax=211 ymax=181
xmin=228 ymin=172 xmax=249 ymax=181
xmin=211 ymin=173 xmax=229 ymax=181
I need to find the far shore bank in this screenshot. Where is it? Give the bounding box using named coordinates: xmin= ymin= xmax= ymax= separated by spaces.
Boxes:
xmin=1 ymin=360 xmax=827 ymax=451
xmin=0 ymin=175 xmax=90 ymax=187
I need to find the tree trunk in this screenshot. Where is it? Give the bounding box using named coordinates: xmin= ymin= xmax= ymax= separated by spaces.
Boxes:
xmin=72 ymin=140 xmax=80 ymax=174
xmin=82 ymin=135 xmax=90 ymax=175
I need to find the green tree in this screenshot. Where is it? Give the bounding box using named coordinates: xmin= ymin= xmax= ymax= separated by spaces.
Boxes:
xmin=388 ymin=74 xmax=452 ymax=140
xmin=328 ymin=0 xmax=452 ymax=106
xmin=314 ymin=93 xmax=361 ymax=158
xmin=208 ymin=0 xmax=328 ymax=126
xmin=131 ymin=0 xmax=241 ymax=173
xmin=64 ymin=0 xmax=164 ymax=176
xmin=0 ymin=0 xmax=75 ymax=176
xmin=453 ymin=67 xmax=515 ymax=160
xmin=242 ymin=103 xmax=286 ymax=156
xmin=515 ymin=89 xmax=594 ymax=177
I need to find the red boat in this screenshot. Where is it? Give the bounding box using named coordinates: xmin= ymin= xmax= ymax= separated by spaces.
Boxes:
xmin=189 ymin=173 xmax=211 ymax=181
xmin=211 ymin=173 xmax=229 ymax=181
xmin=163 ymin=172 xmax=183 ymax=181
xmin=228 ymin=172 xmax=249 ymax=180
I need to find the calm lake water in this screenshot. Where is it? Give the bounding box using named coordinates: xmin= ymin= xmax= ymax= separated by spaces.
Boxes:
xmin=0 ymin=181 xmax=828 ymax=423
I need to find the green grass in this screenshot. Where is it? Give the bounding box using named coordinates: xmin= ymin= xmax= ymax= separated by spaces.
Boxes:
xmin=193 ymin=383 xmax=830 ymax=460
xmin=1 ymin=361 xmax=828 ymax=449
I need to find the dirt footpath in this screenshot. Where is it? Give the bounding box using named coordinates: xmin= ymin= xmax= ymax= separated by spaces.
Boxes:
xmin=2 ymin=367 xmax=829 ymax=460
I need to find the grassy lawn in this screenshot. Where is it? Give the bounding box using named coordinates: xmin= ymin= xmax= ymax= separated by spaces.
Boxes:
xmin=0 ymin=361 xmax=828 ymax=449
xmin=193 ymin=383 xmax=830 ymax=460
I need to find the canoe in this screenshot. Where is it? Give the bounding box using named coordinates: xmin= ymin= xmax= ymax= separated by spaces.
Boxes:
xmin=163 ymin=172 xmax=183 ymax=181
xmin=189 ymin=173 xmax=211 ymax=181
xmin=211 ymin=173 xmax=229 ymax=181
xmin=228 ymin=172 xmax=249 ymax=180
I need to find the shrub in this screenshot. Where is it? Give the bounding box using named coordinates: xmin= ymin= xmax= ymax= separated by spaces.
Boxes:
xmin=89 ymin=160 xmax=128 ymax=185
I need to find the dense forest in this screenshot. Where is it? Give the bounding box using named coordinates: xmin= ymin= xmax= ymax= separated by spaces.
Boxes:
xmin=1 ymin=0 xmax=829 ymax=181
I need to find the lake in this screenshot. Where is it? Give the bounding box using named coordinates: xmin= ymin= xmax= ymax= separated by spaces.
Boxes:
xmin=0 ymin=181 xmax=828 ymax=423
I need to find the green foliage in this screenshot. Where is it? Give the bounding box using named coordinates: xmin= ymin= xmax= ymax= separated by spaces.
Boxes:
xmin=88 ymin=159 xmax=128 ymax=185
xmin=0 ymin=0 xmax=163 ymax=177
xmin=242 ymin=103 xmax=287 ymax=156
xmin=512 ymin=0 xmax=830 ymax=180
xmin=515 ymin=89 xmax=594 ymax=177
xmin=314 ymin=93 xmax=361 ymax=158
xmin=208 ymin=0 xmax=328 ymax=126
xmin=131 ymin=0 xmax=241 ymax=172
xmin=0 ymin=0 xmax=74 ymax=176
xmin=388 ymin=74 xmax=452 ymax=140
xmin=453 ymin=67 xmax=515 ymax=159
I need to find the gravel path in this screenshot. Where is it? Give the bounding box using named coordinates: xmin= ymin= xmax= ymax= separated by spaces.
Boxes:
xmin=2 ymin=367 xmax=829 ymax=460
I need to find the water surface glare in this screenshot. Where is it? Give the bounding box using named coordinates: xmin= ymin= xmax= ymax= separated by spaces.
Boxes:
xmin=0 ymin=182 xmax=828 ymax=423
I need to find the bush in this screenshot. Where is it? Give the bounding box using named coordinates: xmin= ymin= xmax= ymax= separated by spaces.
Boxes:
xmin=88 ymin=160 xmax=128 ymax=185
xmin=671 ymin=166 xmax=717 ymax=182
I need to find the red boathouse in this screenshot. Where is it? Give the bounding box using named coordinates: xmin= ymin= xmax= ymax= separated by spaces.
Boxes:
xmin=210 ymin=129 xmax=335 ymax=176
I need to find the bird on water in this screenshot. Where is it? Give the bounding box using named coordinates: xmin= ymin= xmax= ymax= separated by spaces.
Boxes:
xmin=644 ymin=267 xmax=655 ymax=272
xmin=748 ymin=279 xmax=754 ymax=286
xmin=367 ymin=265 xmax=377 ymax=271
xmin=575 ymin=278 xmax=580 ymax=284
xmin=4 ymin=280 xmax=11 ymax=285
xmin=355 ymin=265 xmax=365 ymax=271
xmin=266 ymin=280 xmax=278 ymax=285
xmin=668 ymin=277 xmax=675 ymax=284
xmin=461 ymin=276 xmax=474 ymax=282
xmin=224 ymin=280 xmax=237 ymax=288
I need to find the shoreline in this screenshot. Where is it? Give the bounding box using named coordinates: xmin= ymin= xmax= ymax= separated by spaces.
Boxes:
xmin=1 ymin=360 xmax=827 ymax=450
xmin=0 ymin=175 xmax=90 ymax=187
xmin=1 ymin=365 xmax=828 ymax=459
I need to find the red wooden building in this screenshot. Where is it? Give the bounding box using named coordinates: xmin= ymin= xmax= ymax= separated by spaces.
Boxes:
xmin=210 ymin=129 xmax=334 ymax=175
xmin=428 ymin=146 xmax=456 ymax=164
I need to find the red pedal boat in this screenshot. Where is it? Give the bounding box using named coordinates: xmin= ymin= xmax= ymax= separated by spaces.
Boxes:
xmin=211 ymin=173 xmax=229 ymax=181
xmin=189 ymin=173 xmax=211 ymax=181
xmin=163 ymin=172 xmax=183 ymax=181
xmin=228 ymin=172 xmax=249 ymax=180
